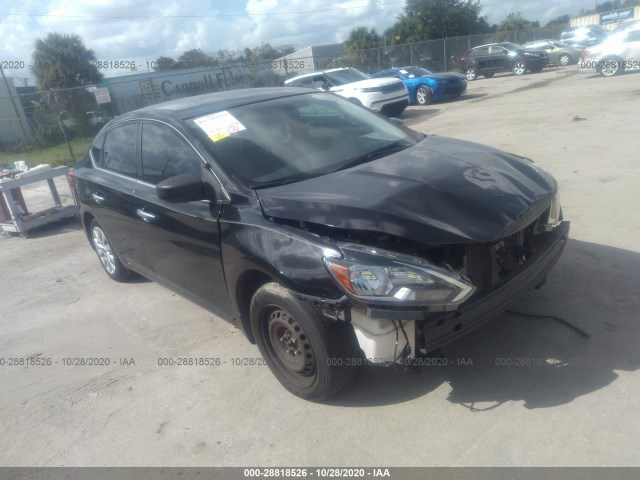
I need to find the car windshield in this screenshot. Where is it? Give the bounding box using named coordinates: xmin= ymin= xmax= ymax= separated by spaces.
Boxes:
xmin=399 ymin=67 xmax=433 ymax=77
xmin=188 ymin=93 xmax=417 ymax=189
xmin=323 ymin=68 xmax=370 ymax=85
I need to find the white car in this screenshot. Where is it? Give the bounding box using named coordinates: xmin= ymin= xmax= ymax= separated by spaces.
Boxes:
xmin=284 ymin=67 xmax=409 ymax=116
xmin=578 ymin=25 xmax=640 ymax=77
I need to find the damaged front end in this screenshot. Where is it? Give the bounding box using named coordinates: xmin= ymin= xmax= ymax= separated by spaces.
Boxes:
xmin=295 ymin=198 xmax=569 ymax=366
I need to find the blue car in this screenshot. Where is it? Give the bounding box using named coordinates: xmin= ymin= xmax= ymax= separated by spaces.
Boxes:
xmin=371 ymin=66 xmax=467 ymax=105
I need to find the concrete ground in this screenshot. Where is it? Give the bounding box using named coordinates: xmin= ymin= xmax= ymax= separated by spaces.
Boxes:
xmin=1 ymin=66 xmax=639 ymax=467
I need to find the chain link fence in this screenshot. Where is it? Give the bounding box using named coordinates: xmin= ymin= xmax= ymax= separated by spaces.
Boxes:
xmin=0 ymin=24 xmax=568 ymax=169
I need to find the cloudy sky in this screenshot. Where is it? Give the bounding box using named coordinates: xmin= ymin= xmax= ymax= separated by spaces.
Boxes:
xmin=1 ymin=0 xmax=596 ymax=84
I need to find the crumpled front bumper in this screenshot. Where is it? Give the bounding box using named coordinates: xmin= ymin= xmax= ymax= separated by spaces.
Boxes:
xmin=420 ymin=220 xmax=570 ymax=353
xmin=350 ymin=221 xmax=570 ymax=361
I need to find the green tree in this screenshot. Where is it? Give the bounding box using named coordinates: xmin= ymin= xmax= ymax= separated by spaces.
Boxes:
xmin=495 ymin=12 xmax=540 ymax=41
xmin=31 ymin=33 xmax=103 ymax=141
xmin=386 ymin=0 xmax=491 ymax=44
xmin=545 ymin=14 xmax=570 ymax=28
xmin=31 ymin=32 xmax=102 ymax=90
xmin=153 ymin=56 xmax=178 ymax=71
xmin=343 ymin=27 xmax=381 ymax=71
xmin=177 ymin=48 xmax=215 ymax=68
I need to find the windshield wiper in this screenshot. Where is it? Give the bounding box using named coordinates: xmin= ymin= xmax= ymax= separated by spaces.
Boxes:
xmin=331 ymin=141 xmax=407 ymax=173
xmin=250 ymin=174 xmax=318 ymax=190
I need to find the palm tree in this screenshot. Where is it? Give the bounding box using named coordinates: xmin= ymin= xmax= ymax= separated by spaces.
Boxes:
xmin=31 ymin=33 xmax=102 ymax=90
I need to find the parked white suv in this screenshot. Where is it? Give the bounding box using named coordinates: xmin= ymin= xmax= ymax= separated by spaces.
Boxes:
xmin=284 ymin=67 xmax=409 ymax=116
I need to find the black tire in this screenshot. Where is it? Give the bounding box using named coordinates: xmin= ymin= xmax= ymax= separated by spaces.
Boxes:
xmin=464 ymin=66 xmax=478 ymax=81
xmin=483 ymin=73 xmax=495 ymax=78
xmin=512 ymin=60 xmax=527 ymax=75
xmin=90 ymin=220 xmax=131 ymax=282
xmin=558 ymin=53 xmax=571 ymax=66
xmin=599 ymin=57 xmax=623 ymax=77
xmin=416 ymin=85 xmax=432 ymax=105
xmin=250 ymin=282 xmax=358 ymax=401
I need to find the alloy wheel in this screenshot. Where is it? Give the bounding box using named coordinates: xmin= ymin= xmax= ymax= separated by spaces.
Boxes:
xmin=92 ymin=226 xmax=116 ymax=275
xmin=513 ymin=61 xmax=526 ymax=75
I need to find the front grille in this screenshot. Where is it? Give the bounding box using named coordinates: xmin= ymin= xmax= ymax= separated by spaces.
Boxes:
xmin=379 ymin=82 xmax=404 ymax=94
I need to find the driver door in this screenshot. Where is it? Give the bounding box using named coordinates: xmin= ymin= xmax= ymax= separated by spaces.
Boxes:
xmin=133 ymin=120 xmax=233 ymax=318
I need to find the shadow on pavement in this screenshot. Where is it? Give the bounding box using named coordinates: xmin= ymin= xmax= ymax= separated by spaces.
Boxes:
xmin=2 ymin=215 xmax=82 ymax=239
xmin=332 ymin=238 xmax=640 ymax=408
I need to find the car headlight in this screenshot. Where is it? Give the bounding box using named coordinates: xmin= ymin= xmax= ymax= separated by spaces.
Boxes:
xmin=358 ymin=87 xmax=380 ymax=93
xmin=537 ymin=193 xmax=562 ymax=232
xmin=324 ymin=244 xmax=475 ymax=307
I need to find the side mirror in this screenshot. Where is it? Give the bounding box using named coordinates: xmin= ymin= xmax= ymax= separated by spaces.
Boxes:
xmin=156 ymin=173 xmax=206 ymax=203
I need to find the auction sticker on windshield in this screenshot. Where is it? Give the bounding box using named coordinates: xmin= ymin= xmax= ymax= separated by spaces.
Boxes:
xmin=194 ymin=111 xmax=246 ymax=142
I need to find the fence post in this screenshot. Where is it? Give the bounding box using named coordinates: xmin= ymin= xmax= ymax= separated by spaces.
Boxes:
xmin=409 ymin=43 xmax=413 ymax=65
xmin=377 ymin=47 xmax=381 ymax=71
xmin=50 ymin=92 xmax=74 ymax=162
xmin=443 ymin=40 xmax=447 ymax=71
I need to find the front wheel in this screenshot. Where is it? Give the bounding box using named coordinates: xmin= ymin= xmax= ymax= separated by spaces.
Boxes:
xmin=558 ymin=54 xmax=571 ymax=66
xmin=90 ymin=220 xmax=130 ymax=281
xmin=512 ymin=60 xmax=526 ymax=75
xmin=250 ymin=282 xmax=359 ymax=401
xmin=416 ymin=86 xmax=432 ymax=105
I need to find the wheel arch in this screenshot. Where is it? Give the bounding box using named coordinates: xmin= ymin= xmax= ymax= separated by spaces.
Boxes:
xmin=235 ymin=269 xmax=276 ymax=343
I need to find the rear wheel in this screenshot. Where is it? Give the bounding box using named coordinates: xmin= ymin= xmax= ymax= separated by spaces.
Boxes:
xmin=416 ymin=86 xmax=432 ymax=105
xmin=90 ymin=220 xmax=130 ymax=281
xmin=600 ymin=57 xmax=622 ymax=77
xmin=512 ymin=60 xmax=527 ymax=75
xmin=250 ymin=282 xmax=359 ymax=401
xmin=465 ymin=66 xmax=478 ymax=81
xmin=558 ymin=53 xmax=571 ymax=66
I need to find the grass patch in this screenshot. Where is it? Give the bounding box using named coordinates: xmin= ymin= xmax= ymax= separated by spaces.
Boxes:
xmin=0 ymin=138 xmax=92 ymax=168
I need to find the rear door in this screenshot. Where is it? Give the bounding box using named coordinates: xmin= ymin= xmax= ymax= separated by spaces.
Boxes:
xmin=80 ymin=121 xmax=151 ymax=274
xmin=488 ymin=45 xmax=509 ymax=71
xmin=133 ymin=120 xmax=233 ymax=317
xmin=472 ymin=47 xmax=492 ymax=72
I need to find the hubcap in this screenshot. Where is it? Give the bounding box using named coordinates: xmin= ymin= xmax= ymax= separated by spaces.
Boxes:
xmin=560 ymin=55 xmax=570 ymax=66
xmin=466 ymin=68 xmax=475 ymax=80
xmin=266 ymin=308 xmax=316 ymax=385
xmin=514 ymin=62 xmax=525 ymax=75
xmin=92 ymin=227 xmax=116 ymax=274
xmin=602 ymin=62 xmax=618 ymax=76
xmin=417 ymin=88 xmax=427 ymax=104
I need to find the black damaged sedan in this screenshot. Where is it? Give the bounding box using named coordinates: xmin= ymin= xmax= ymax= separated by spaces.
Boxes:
xmin=72 ymin=88 xmax=569 ymax=401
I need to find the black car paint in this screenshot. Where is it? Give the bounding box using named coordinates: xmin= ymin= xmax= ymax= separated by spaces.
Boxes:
xmin=460 ymin=43 xmax=548 ymax=76
xmin=258 ymin=136 xmax=557 ymax=245
xmin=75 ymin=87 xmax=567 ymax=348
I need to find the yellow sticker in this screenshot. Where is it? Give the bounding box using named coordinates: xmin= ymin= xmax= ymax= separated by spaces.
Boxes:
xmin=193 ymin=111 xmax=246 ymax=142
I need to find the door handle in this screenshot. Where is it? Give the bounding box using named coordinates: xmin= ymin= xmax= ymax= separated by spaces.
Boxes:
xmin=136 ymin=208 xmax=157 ymax=221
xmin=92 ymin=193 xmax=106 ymax=203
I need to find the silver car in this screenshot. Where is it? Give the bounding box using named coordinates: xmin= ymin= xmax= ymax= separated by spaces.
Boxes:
xmin=578 ymin=26 xmax=640 ymax=77
xmin=522 ymin=40 xmax=584 ymax=66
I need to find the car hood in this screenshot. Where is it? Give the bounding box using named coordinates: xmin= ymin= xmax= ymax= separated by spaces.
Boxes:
xmin=330 ymin=78 xmax=402 ymax=90
xmin=256 ymin=136 xmax=558 ymax=245
xmin=418 ymin=72 xmax=466 ymax=81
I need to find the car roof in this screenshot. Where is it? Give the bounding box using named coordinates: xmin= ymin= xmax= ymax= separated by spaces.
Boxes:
xmin=284 ymin=68 xmax=350 ymax=83
xmin=471 ymin=42 xmax=514 ymax=49
xmin=116 ymin=87 xmax=313 ymax=121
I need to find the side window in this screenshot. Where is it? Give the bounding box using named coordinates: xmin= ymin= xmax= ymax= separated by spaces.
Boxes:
xmin=101 ymin=123 xmax=138 ymax=178
xmin=141 ymin=123 xmax=202 ymax=185
xmin=625 ymin=30 xmax=640 ymax=42
xmin=474 ymin=47 xmax=490 ymax=56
